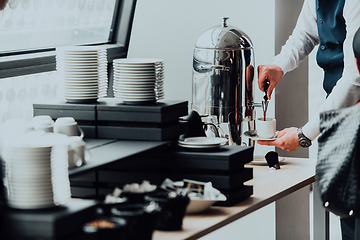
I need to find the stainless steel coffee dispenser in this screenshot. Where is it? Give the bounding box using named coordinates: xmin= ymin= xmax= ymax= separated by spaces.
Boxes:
xmin=192 ymin=17 xmax=259 ymax=146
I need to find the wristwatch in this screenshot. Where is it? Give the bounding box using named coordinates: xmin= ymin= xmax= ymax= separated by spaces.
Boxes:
xmin=297 ymin=127 xmax=312 ymax=148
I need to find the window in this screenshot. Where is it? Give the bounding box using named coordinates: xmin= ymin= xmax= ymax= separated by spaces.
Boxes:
xmin=0 ymin=0 xmax=117 ymax=53
xmin=0 ymin=0 xmax=136 ymax=124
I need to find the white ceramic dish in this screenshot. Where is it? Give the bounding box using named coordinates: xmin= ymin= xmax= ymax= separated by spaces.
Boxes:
xmin=114 ymin=65 xmax=159 ymax=70
xmin=62 ymin=91 xmax=106 ymax=96
xmin=116 ymin=69 xmax=163 ymax=74
xmin=64 ymin=72 xmax=107 ymax=76
xmin=120 ymin=98 xmax=156 ymax=102
xmin=178 ymin=143 xmax=221 ymax=149
xmin=115 ymin=87 xmax=154 ymax=91
xmin=115 ymin=68 xmax=162 ymax=73
xmin=114 ymin=75 xmax=157 ymax=80
xmin=64 ymin=90 xmax=100 ymax=94
xmin=114 ymin=69 xmax=157 ymax=74
xmin=65 ymin=96 xmax=99 ymax=100
xmin=63 ymin=86 xmax=106 ymax=90
xmin=65 ymin=78 xmax=107 ymax=83
xmin=186 ymin=199 xmax=217 ymax=214
xmin=119 ymin=97 xmax=156 ymax=101
xmin=244 ymin=130 xmax=277 ymax=141
xmin=116 ymin=81 xmax=156 ymax=85
xmin=60 ymin=50 xmax=106 ymax=55
xmin=61 ymin=63 xmax=106 ymax=68
xmin=179 ymin=137 xmax=228 ymax=146
xmin=64 ymin=94 xmax=99 ymax=97
xmin=113 ymin=58 xmax=163 ymax=64
xmin=63 ymin=82 xmax=107 ymax=87
xmin=116 ymin=91 xmax=155 ymax=95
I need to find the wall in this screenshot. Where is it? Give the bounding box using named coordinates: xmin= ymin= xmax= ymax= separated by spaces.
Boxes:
xmin=274 ymin=0 xmax=309 ymax=158
xmin=128 ymin=0 xmax=276 ymax=155
xmin=274 ymin=0 xmax=325 ymax=160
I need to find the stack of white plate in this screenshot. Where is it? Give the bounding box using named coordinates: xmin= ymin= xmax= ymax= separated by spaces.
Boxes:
xmin=2 ymin=132 xmax=71 ymax=209
xmin=112 ymin=58 xmax=164 ymax=104
xmin=56 ymin=46 xmax=108 ymax=103
xmin=178 ymin=137 xmax=228 ymax=149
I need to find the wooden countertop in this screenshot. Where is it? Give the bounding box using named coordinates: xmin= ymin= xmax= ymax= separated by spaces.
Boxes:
xmin=153 ymin=158 xmax=316 ymax=240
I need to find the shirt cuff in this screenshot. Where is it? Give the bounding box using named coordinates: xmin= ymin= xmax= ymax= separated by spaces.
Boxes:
xmin=272 ymin=55 xmax=294 ymax=75
xmin=301 ymin=117 xmax=320 ymax=141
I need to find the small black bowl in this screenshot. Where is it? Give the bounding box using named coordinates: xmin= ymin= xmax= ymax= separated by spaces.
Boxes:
xmin=111 ymin=202 xmax=161 ymax=240
xmin=120 ymin=188 xmax=164 ymax=203
xmin=83 ymin=216 xmax=127 ymax=240
xmin=96 ymin=197 xmax=128 ymax=217
xmin=144 ymin=191 xmax=190 ymax=231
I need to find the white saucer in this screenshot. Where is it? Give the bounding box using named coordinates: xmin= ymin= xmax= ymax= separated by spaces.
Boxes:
xmin=178 ymin=137 xmax=228 ymax=149
xmin=178 ymin=143 xmax=221 ymax=149
xmin=244 ymin=130 xmax=277 ymax=141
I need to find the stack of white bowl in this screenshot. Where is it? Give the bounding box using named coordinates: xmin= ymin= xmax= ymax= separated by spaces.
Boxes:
xmin=56 ymin=45 xmax=108 ymax=103
xmin=2 ymin=132 xmax=71 ymax=209
xmin=112 ymin=58 xmax=164 ymax=104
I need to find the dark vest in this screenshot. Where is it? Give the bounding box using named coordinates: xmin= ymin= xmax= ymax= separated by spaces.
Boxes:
xmin=316 ymin=0 xmax=346 ymax=95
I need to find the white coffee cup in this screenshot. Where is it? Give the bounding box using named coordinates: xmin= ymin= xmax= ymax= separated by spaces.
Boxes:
xmin=68 ymin=136 xmax=91 ymax=169
xmin=32 ymin=115 xmax=54 ymax=133
xmin=54 ymin=117 xmax=84 ymax=138
xmin=256 ymin=117 xmax=276 ymax=139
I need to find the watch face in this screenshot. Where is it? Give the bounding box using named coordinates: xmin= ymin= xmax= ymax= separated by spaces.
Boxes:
xmin=299 ymin=138 xmax=311 ymax=148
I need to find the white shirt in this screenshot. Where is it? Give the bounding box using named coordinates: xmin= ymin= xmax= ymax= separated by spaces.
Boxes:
xmin=272 ymin=0 xmax=360 ymax=141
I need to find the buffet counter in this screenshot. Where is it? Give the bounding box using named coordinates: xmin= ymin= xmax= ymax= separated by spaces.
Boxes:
xmin=70 ymin=139 xmax=321 ymax=240
xmin=2 ymin=138 xmax=322 ymax=240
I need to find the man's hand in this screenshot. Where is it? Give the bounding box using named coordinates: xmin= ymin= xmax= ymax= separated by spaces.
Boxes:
xmin=257 ymin=64 xmax=284 ymax=100
xmin=0 ymin=0 xmax=8 ymax=10
xmin=257 ymin=127 xmax=300 ymax=151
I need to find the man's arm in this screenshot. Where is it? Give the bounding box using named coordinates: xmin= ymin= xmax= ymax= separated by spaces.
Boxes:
xmin=259 ymin=0 xmax=319 ymax=100
xmin=302 ymin=0 xmax=360 ymax=141
xmin=272 ymin=0 xmax=319 ymax=75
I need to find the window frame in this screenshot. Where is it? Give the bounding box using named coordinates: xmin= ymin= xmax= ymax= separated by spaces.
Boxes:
xmin=0 ymin=0 xmax=137 ymax=79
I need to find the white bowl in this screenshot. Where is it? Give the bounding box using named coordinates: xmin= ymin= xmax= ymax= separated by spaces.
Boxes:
xmin=186 ymin=199 xmax=218 ymax=214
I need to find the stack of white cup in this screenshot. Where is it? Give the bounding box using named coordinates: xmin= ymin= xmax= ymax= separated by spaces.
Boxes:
xmin=30 ymin=116 xmax=89 ymax=169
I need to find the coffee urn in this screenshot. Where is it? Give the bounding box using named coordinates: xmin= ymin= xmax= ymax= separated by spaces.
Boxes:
xmin=192 ymin=17 xmax=259 ymax=146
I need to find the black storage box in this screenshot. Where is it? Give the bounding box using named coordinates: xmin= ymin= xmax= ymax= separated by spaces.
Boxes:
xmin=163 ymin=167 xmax=253 ymax=190
xmin=33 ymin=98 xmax=189 ymax=141
xmin=161 ymin=145 xmax=254 ymax=206
xmin=214 ymin=185 xmax=254 ymax=206
xmin=97 ymin=121 xmax=187 ymax=141
xmin=163 ymin=146 xmax=253 ymax=171
xmin=0 ymin=199 xmax=97 ymax=240
xmin=97 ymin=98 xmax=188 ymax=123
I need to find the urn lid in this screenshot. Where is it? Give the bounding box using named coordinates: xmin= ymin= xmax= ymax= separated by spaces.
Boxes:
xmin=195 ymin=17 xmax=253 ymax=50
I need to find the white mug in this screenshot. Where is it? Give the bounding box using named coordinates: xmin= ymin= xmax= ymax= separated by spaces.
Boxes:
xmin=54 ymin=117 xmax=84 ymax=138
xmin=68 ymin=136 xmax=91 ymax=169
xmin=256 ymin=117 xmax=276 ymax=139
xmin=32 ymin=115 xmax=54 ymax=133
